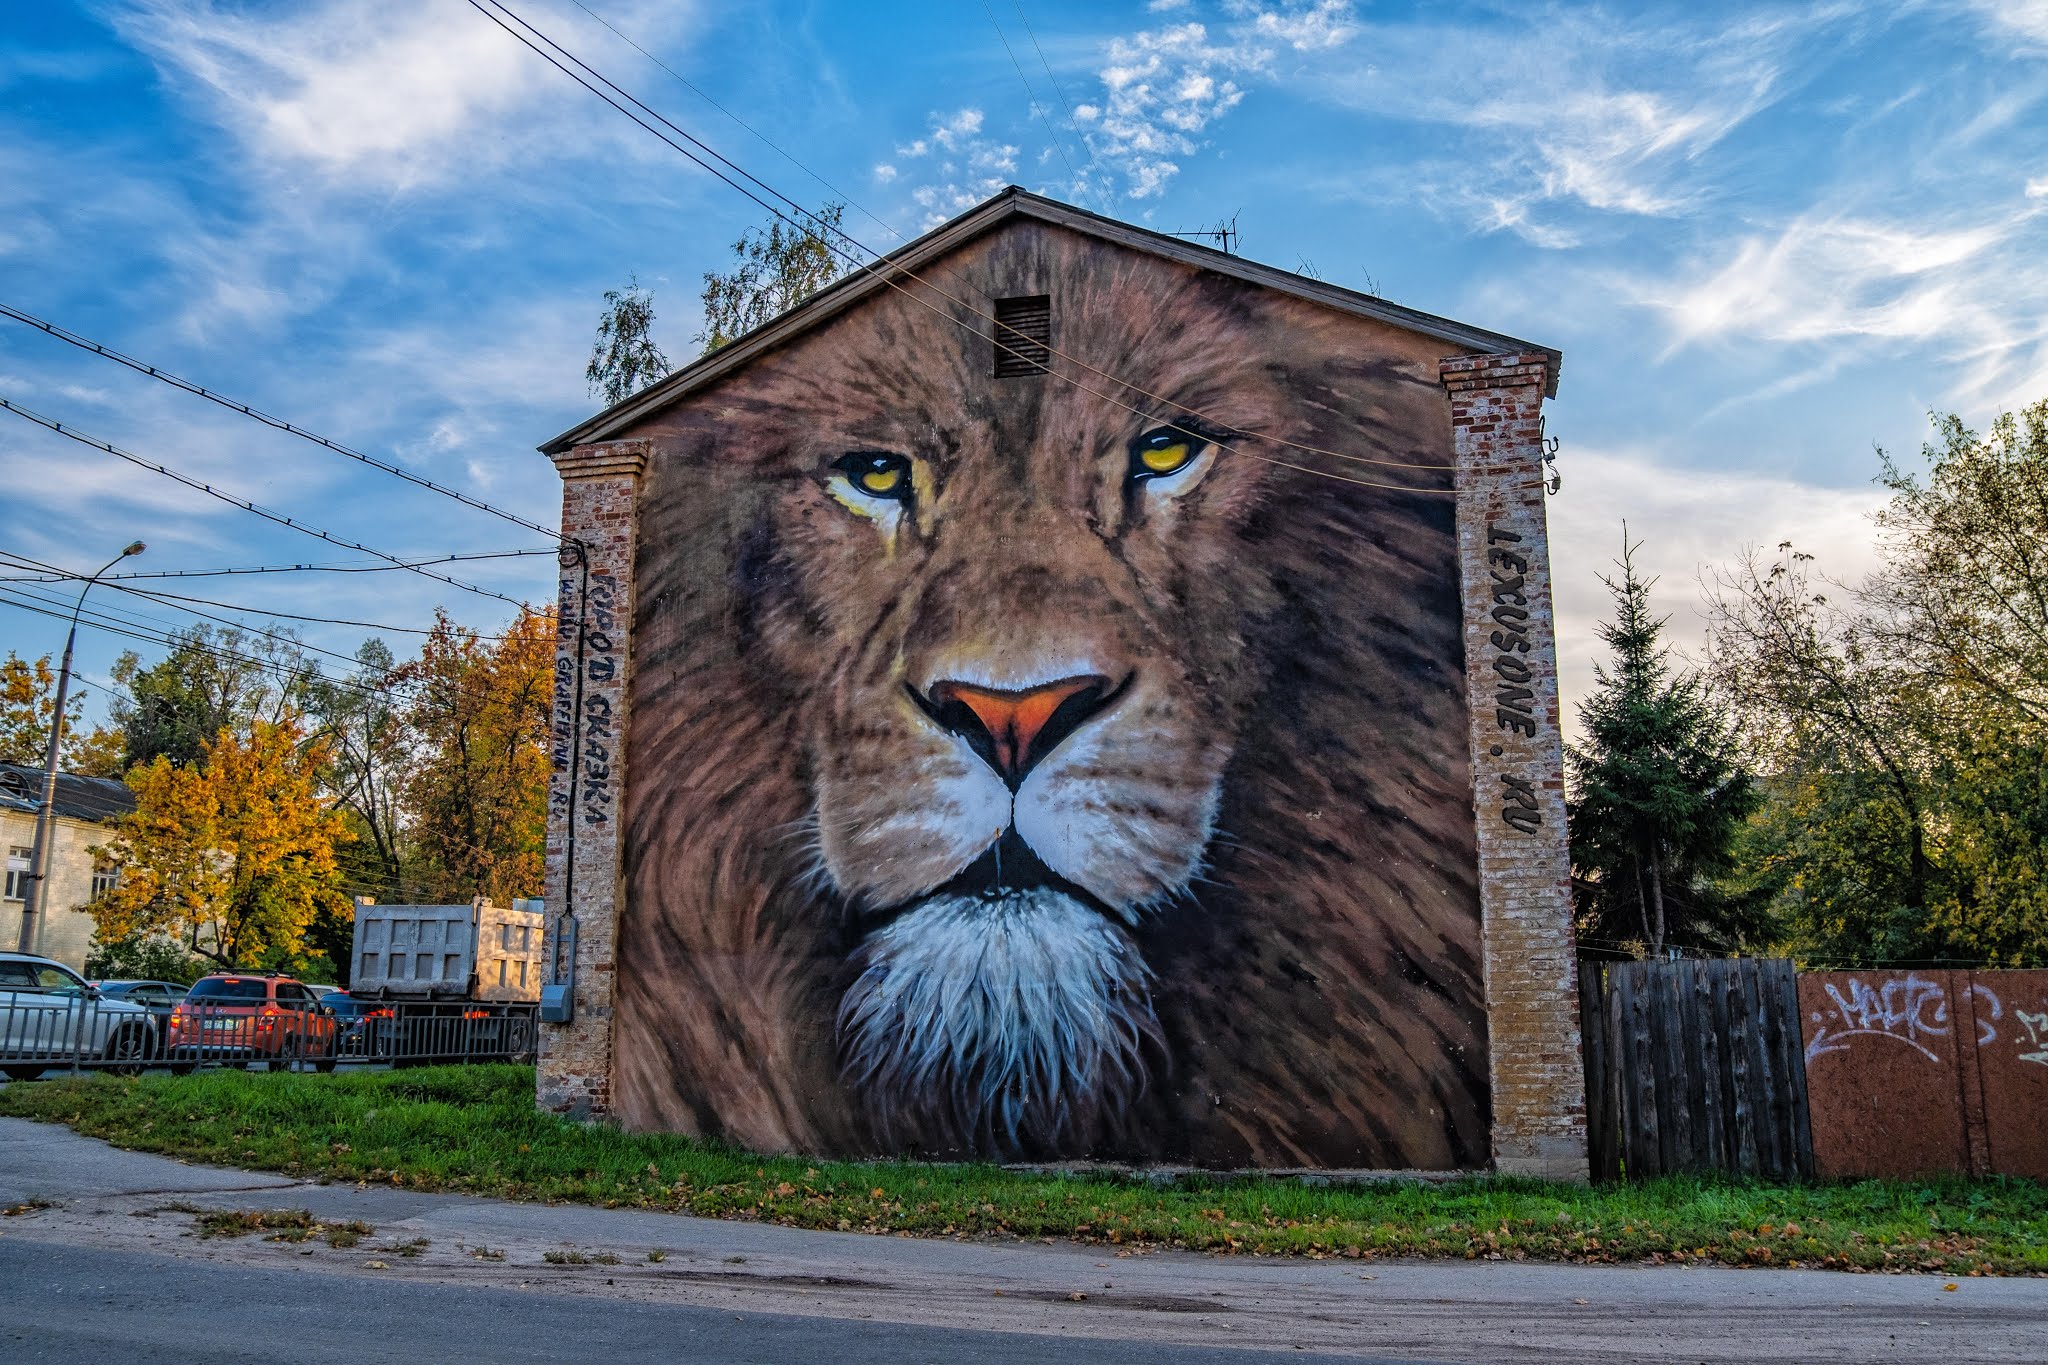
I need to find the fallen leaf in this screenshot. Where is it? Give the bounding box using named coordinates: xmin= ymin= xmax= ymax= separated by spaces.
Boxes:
xmin=1068 ymin=1291 xmax=1088 ymax=1301
xmin=1943 ymin=1283 xmax=1958 ymax=1292
xmin=1572 ymin=1298 xmax=1589 ymax=1306
xmin=364 ymin=1260 xmax=388 ymax=1270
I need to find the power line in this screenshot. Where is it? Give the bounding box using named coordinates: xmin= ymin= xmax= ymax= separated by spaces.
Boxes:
xmin=980 ymin=0 xmax=1099 ymax=216
xmin=561 ymin=0 xmax=907 ymax=247
xmin=1010 ymin=0 xmax=1111 ymax=210
xmin=0 ymin=547 xmax=513 ymax=643
xmin=0 ymin=585 xmax=417 ymax=710
xmin=0 ymin=301 xmax=566 ymax=544
xmin=0 ymin=398 xmax=531 ymax=608
xmin=472 ymin=1 xmax=1456 ymax=493
xmin=0 ymin=573 xmax=376 ymax=676
xmin=0 ymin=548 xmax=556 ymax=585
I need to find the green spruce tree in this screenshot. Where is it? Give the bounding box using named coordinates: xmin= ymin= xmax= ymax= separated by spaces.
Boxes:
xmin=1568 ymin=535 xmax=1759 ymax=957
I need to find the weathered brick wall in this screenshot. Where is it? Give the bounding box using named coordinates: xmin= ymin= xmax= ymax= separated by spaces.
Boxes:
xmin=1442 ymin=352 xmax=1589 ymax=1181
xmin=536 ymin=441 xmax=645 ymax=1120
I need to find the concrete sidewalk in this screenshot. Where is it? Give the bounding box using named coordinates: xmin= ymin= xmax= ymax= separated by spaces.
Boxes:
xmin=2 ymin=1116 xmax=2043 ymax=1363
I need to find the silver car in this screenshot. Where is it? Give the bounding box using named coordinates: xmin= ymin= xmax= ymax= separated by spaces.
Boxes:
xmin=0 ymin=952 xmax=158 ymax=1079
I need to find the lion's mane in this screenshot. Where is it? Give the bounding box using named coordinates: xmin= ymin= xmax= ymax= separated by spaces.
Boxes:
xmin=609 ymin=221 xmax=1489 ymax=1169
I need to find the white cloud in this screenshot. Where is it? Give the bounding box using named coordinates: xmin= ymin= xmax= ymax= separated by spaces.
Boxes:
xmin=893 ymin=108 xmax=1023 ymax=226
xmin=873 ymin=163 xmax=898 ymax=184
xmin=1078 ymin=2 xmax=1360 ymax=200
xmin=1962 ymin=0 xmax=2048 ymax=45
xmin=119 ymin=0 xmax=693 ymax=192
xmin=1546 ymin=447 xmax=1889 ymax=738
xmin=1308 ymin=9 xmax=1827 ymax=245
xmin=1639 ymin=204 xmax=2048 ymax=409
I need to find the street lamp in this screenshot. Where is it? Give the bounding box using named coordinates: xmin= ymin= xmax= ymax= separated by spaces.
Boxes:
xmin=16 ymin=540 xmax=145 ymax=955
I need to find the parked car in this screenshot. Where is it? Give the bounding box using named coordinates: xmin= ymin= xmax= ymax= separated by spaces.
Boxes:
xmin=320 ymin=991 xmax=395 ymax=1059
xmin=0 ymin=952 xmax=158 ymax=1079
xmin=91 ymin=979 xmax=189 ymax=1058
xmin=166 ymin=973 xmax=339 ymax=1072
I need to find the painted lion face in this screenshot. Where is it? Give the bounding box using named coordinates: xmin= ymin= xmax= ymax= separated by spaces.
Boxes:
xmin=749 ymin=264 xmax=1298 ymax=1151
xmin=619 ymin=221 xmax=1486 ymax=1168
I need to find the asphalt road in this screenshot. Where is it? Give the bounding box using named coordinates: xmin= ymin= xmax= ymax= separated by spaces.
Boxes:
xmin=0 ymin=1240 xmax=1387 ymax=1365
xmin=2 ymin=1116 xmax=2044 ymax=1363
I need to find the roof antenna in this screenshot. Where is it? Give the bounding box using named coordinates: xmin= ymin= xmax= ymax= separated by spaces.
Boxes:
xmin=1164 ymin=210 xmax=1239 ymax=254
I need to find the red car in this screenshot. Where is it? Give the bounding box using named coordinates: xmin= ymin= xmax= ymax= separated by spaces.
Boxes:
xmin=167 ymin=974 xmax=339 ymax=1072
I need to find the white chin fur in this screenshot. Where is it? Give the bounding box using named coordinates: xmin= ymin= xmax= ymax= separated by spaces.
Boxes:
xmin=837 ymin=888 xmax=1159 ymax=1156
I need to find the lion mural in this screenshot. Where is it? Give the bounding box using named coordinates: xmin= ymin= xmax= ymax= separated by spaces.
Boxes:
xmin=611 ymin=218 xmax=1489 ymax=1169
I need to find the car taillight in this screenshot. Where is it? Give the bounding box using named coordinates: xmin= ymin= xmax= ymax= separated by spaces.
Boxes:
xmin=463 ymin=1009 xmax=489 ymax=1020
xmin=259 ymin=1005 xmax=282 ymax=1018
xmin=169 ymin=1010 xmax=183 ymax=1027
xmin=369 ymin=1008 xmax=394 ymax=1019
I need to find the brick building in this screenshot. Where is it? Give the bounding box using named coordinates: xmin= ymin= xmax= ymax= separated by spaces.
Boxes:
xmin=533 ymin=188 xmax=1584 ymax=1179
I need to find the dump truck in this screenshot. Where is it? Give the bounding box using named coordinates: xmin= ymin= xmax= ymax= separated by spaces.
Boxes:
xmin=348 ymin=897 xmax=543 ymax=1064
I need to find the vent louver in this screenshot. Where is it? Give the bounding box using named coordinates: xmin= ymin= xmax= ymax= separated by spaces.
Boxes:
xmin=992 ymin=295 xmax=1052 ymax=377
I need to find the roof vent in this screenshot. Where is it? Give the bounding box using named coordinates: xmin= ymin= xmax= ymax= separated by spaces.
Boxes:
xmin=992 ymin=295 xmax=1051 ymax=377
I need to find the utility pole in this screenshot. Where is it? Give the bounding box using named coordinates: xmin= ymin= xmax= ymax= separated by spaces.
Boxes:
xmin=18 ymin=541 xmax=144 ymax=954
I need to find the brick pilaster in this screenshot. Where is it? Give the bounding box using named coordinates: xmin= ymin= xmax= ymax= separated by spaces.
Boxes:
xmin=1442 ymin=352 xmax=1588 ymax=1182
xmin=536 ymin=440 xmax=646 ymax=1120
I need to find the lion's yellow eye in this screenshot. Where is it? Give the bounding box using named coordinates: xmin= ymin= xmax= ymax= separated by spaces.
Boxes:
xmin=1142 ymin=442 xmax=1191 ymax=474
xmin=1130 ymin=426 xmax=1205 ymax=481
xmin=832 ymin=451 xmax=913 ymax=503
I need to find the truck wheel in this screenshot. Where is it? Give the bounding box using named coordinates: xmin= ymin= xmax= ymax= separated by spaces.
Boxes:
xmin=314 ymin=1057 xmax=338 ymax=1074
xmin=101 ymin=1025 xmax=151 ymax=1077
xmin=2 ymin=1066 xmax=44 ymax=1081
xmin=168 ymin=1063 xmax=197 ymax=1076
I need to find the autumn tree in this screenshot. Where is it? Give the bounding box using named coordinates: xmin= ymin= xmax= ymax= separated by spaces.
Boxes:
xmin=111 ymin=624 xmax=312 ymax=770
xmin=93 ymin=718 xmax=355 ymax=974
xmin=586 ymin=274 xmax=672 ymax=406
xmin=304 ymin=640 xmax=409 ymax=900
xmin=697 ymin=202 xmax=845 ymax=354
xmin=394 ymin=608 xmax=554 ymax=905
xmin=0 ymin=651 xmax=123 ymax=776
xmin=1708 ymin=398 xmax=2048 ymax=966
xmin=1568 ymin=538 xmax=1757 ymax=957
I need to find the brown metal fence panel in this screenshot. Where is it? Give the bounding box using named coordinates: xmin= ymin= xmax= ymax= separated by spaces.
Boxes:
xmin=1801 ymin=969 xmax=2048 ymax=1179
xmin=1578 ymin=959 xmax=1812 ymax=1182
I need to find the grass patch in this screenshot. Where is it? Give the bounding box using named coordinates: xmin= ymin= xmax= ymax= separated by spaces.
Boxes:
xmin=191 ymin=1207 xmax=373 ymax=1248
xmin=3 ymin=1066 xmax=2043 ymax=1275
xmin=543 ymin=1248 xmax=621 ymax=1265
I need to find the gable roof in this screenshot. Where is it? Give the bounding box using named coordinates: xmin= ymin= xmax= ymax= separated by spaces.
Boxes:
xmin=0 ymin=763 xmax=135 ymax=824
xmin=542 ymin=187 xmax=1560 ymax=456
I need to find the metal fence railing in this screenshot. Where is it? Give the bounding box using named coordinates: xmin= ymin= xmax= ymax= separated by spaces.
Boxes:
xmin=0 ymin=991 xmax=537 ymax=1081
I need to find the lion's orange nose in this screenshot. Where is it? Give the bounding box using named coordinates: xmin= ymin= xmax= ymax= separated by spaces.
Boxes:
xmin=925 ymin=675 xmax=1114 ymax=785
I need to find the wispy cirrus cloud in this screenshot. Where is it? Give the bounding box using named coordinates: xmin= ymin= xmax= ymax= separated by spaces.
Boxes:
xmin=1640 ymin=200 xmax=2048 ymax=411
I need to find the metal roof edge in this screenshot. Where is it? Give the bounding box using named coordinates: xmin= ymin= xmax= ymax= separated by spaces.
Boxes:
xmin=540 ymin=186 xmax=1559 ymax=456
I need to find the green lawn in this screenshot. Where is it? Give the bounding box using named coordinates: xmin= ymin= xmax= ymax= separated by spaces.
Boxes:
xmin=3 ymin=1066 xmax=2043 ymax=1275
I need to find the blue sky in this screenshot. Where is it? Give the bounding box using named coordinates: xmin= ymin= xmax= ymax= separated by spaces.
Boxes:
xmin=3 ymin=0 xmax=2046 ymax=732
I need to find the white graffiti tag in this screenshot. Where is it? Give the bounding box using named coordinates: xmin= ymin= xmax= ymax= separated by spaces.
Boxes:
xmin=2018 ymin=1010 xmax=2048 ymax=1067
xmin=1807 ymin=975 xmax=1950 ymax=1062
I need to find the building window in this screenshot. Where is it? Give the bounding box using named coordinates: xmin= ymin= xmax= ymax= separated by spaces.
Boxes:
xmin=91 ymin=863 xmax=118 ymax=900
xmin=4 ymin=846 xmax=29 ymax=902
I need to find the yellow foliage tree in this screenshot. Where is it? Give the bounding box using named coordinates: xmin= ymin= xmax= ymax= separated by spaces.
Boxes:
xmin=395 ymin=608 xmax=554 ymax=904
xmin=0 ymin=651 xmax=125 ymax=776
xmin=93 ymin=718 xmax=354 ymax=971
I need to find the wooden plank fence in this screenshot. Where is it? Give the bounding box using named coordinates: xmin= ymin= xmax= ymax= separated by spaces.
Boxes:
xmin=1577 ymin=958 xmax=1815 ymax=1182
